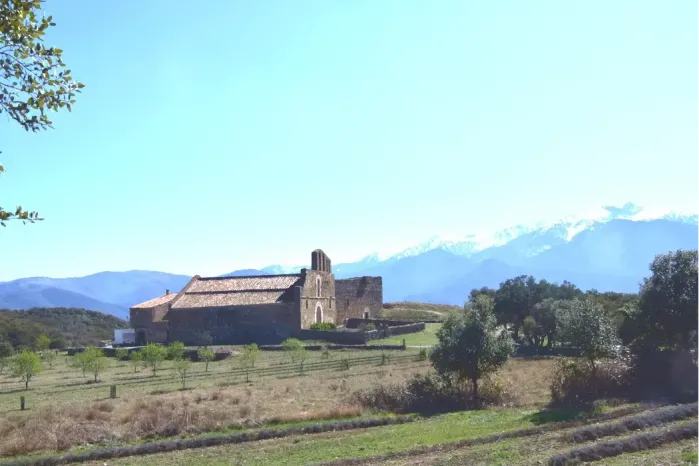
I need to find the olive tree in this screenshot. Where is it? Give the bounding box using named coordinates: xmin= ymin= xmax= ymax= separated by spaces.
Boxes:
xmin=282 ymin=338 xmax=307 ymax=373
xmin=557 ymin=298 xmax=619 ymax=375
xmin=11 ymin=350 xmax=42 ymax=390
xmin=635 ymin=249 xmax=698 ymax=352
xmin=129 ymin=349 xmax=143 ymax=373
xmin=430 ymin=295 xmax=515 ymax=400
xmin=173 ymin=358 xmax=192 ymax=389
xmin=82 ymin=346 xmax=108 ymax=382
xmin=167 ymin=341 xmax=186 ymax=361
xmin=240 ymin=343 xmax=259 ymax=383
xmin=197 ymin=348 xmax=215 ymax=372
xmin=141 ymin=343 xmax=167 ymax=376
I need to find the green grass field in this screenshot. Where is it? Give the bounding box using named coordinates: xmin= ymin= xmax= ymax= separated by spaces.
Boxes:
xmin=72 ymin=404 xmax=699 ymax=466
xmin=369 ymin=323 xmax=442 ymax=346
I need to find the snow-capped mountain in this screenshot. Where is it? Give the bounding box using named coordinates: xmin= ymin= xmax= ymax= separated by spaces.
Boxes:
xmin=0 ymin=202 xmax=696 ymax=314
xmin=374 ymin=203 xmax=698 ymax=263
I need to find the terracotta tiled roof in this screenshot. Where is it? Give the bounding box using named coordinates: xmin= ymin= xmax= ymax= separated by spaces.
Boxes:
xmin=171 ymin=290 xmax=291 ymax=308
xmin=130 ymin=293 xmax=178 ymax=309
xmin=169 ymin=274 xmax=303 ymax=309
xmin=187 ymin=275 xmax=301 ymax=293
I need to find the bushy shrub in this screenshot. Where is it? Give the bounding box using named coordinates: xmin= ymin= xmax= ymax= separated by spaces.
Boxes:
xmin=309 ymin=322 xmax=337 ymax=331
xmin=417 ymin=348 xmax=428 ymax=361
xmin=351 ymin=372 xmax=512 ymax=415
xmin=166 ymin=341 xmax=186 ymax=360
xmin=550 ymin=357 xmax=633 ymax=408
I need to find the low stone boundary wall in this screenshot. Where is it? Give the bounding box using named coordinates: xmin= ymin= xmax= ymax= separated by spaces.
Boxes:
xmin=300 ymin=322 xmax=425 ymax=345
xmin=344 ymin=318 xmax=411 ymax=329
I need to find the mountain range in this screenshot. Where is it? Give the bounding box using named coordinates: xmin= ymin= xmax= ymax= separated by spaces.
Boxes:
xmin=1 ymin=203 xmax=696 ymax=318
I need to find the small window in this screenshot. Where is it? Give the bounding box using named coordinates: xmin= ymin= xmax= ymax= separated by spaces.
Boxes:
xmin=329 ymin=299 xmax=332 ymax=309
xmin=316 ymin=278 xmax=321 ymax=297
xmin=305 ymin=299 xmax=308 ymax=310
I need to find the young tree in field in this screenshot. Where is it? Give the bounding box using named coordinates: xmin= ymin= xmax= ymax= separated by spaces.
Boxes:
xmin=240 ymin=343 xmax=259 ymax=383
xmin=82 ymin=347 xmax=108 ymax=382
xmin=634 ymin=249 xmax=698 ymax=352
xmin=167 ymin=341 xmax=186 ymax=361
xmin=430 ymin=295 xmax=515 ymax=401
xmin=42 ymin=347 xmax=56 ymax=369
xmin=174 ymin=358 xmax=192 ymax=389
xmin=197 ymin=348 xmax=215 ymax=372
xmin=129 ymin=350 xmax=143 ymax=373
xmin=0 ymin=341 xmax=13 ymax=375
xmin=282 ymin=338 xmax=304 ymax=364
xmin=0 ymin=0 xmax=85 ymax=226
xmin=11 ymin=351 xmax=42 ymax=390
xmin=557 ymin=298 xmax=619 ymax=375
xmin=115 ymin=347 xmax=129 ymax=363
xmin=72 ymin=351 xmax=90 ymax=376
xmin=33 ymin=334 xmax=51 ymax=353
xmin=33 ymin=334 xmax=54 ymax=368
xmin=141 ymin=343 xmax=167 ymax=376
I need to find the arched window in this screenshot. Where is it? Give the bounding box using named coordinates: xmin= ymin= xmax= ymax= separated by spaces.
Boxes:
xmin=315 ymin=304 xmax=323 ymax=323
xmin=316 ymin=278 xmax=321 ymax=297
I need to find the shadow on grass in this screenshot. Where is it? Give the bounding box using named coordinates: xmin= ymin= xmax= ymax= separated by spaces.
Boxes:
xmin=525 ymin=405 xmax=603 ymax=425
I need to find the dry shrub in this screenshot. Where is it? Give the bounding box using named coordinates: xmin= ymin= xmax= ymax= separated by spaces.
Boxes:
xmin=351 ymin=373 xmax=513 ymax=415
xmin=238 ymin=405 xmax=252 ymax=418
xmin=550 ymin=357 xmax=633 ymax=408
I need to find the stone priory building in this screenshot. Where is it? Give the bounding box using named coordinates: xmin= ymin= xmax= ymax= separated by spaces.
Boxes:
xmin=129 ymin=249 xmax=383 ymax=345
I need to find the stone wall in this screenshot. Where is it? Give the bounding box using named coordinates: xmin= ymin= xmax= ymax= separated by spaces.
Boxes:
xmin=299 ymin=329 xmax=368 ymax=345
xmin=300 ymin=269 xmax=337 ymax=328
xmin=167 ymin=303 xmax=299 ymax=345
xmin=299 ymin=322 xmax=425 ymax=345
xmin=335 ymin=276 xmax=383 ymax=322
xmin=344 ymin=318 xmax=416 ymax=329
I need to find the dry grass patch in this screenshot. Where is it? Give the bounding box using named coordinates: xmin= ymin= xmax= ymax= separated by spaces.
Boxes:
xmin=501 ymin=357 xmax=557 ymax=407
xmin=0 ymin=362 xmax=429 ymax=457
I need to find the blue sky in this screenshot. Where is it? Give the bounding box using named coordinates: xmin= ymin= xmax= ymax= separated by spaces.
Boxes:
xmin=0 ymin=0 xmax=696 ymax=280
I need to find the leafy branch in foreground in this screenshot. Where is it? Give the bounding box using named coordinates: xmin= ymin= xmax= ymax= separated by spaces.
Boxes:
xmin=1 ymin=0 xmax=84 ymax=226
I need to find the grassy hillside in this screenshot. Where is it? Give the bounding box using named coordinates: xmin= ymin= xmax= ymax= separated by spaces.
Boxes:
xmin=380 ymin=301 xmax=460 ymax=322
xmin=0 ymin=307 xmax=128 ymax=349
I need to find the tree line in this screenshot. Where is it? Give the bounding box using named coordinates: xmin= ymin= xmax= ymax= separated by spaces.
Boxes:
xmin=0 ymin=308 xmax=128 ymax=351
xmin=430 ymin=249 xmax=698 ymax=403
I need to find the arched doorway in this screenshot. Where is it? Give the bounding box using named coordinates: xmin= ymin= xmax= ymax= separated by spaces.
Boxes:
xmin=315 ymin=304 xmax=323 ymax=323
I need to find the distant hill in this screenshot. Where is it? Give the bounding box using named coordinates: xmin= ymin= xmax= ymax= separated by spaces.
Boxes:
xmin=0 ymin=308 xmax=129 ymax=349
xmin=0 ymin=284 xmax=131 ymax=319
xmin=0 ymin=271 xmax=191 ymax=319
xmin=0 ymin=204 xmax=695 ymax=315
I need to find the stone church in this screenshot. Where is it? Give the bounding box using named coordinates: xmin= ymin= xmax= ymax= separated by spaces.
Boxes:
xmin=129 ymin=249 xmax=383 ymax=345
